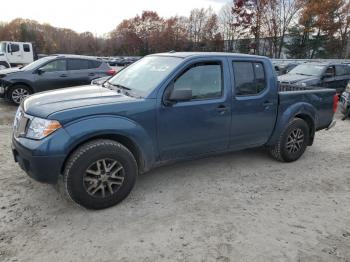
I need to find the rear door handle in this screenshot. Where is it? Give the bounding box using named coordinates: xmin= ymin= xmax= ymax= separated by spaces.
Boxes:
xmin=60 ymin=74 xmax=68 ymax=78
xmin=263 ymin=101 xmax=273 ymax=107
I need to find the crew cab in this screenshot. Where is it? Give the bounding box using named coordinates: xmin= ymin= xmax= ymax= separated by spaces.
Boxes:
xmin=11 ymin=52 xmax=337 ymax=209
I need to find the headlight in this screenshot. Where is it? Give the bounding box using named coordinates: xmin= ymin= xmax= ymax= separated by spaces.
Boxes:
xmin=26 ymin=117 xmax=62 ymax=139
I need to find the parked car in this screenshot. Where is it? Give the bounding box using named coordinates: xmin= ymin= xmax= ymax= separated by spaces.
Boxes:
xmin=274 ymin=62 xmax=300 ymax=76
xmin=0 ymin=41 xmax=37 ymax=70
xmin=340 ymin=80 xmax=350 ymax=119
xmin=0 ymin=55 xmax=116 ymax=104
xmin=278 ymin=62 xmax=350 ymax=95
xmin=11 ymin=52 xmax=337 ymax=209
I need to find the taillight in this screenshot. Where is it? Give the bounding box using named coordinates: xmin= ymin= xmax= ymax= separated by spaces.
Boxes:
xmin=107 ymin=69 xmax=116 ymax=76
xmin=333 ymin=94 xmax=339 ymax=113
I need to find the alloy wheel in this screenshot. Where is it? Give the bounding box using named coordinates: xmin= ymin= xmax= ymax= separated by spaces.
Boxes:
xmin=11 ymin=88 xmax=30 ymax=104
xmin=286 ymin=128 xmax=304 ymax=153
xmin=83 ymin=158 xmax=125 ymax=198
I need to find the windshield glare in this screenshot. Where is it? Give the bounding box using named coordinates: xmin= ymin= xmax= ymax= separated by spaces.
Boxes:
xmin=288 ymin=64 xmax=325 ymax=76
xmin=21 ymin=57 xmax=51 ymax=71
xmin=108 ymin=56 xmax=182 ymax=97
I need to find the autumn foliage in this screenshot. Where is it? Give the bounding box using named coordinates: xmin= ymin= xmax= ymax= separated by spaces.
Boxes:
xmin=0 ymin=0 xmax=349 ymax=58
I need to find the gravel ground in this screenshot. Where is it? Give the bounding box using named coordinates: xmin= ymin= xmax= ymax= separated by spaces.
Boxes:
xmin=1 ymin=98 xmax=350 ymax=262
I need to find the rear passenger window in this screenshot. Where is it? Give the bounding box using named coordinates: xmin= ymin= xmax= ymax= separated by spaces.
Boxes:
xmin=173 ymin=62 xmax=223 ymax=100
xmin=336 ymin=65 xmax=348 ymax=76
xmin=68 ymin=59 xmax=89 ymax=70
xmin=233 ymin=61 xmax=266 ymax=96
xmin=88 ymin=60 xmax=102 ymax=69
xmin=23 ymin=44 xmax=30 ymax=52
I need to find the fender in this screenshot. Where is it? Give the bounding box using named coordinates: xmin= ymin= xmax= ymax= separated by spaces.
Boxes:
xmin=266 ymin=102 xmax=316 ymax=146
xmin=63 ymin=115 xmax=157 ymax=171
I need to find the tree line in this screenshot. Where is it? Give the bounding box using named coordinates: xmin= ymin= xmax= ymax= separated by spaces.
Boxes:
xmin=0 ymin=0 xmax=349 ymax=59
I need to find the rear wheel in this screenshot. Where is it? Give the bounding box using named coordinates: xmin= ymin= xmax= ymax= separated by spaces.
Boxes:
xmin=269 ymin=118 xmax=309 ymax=162
xmin=9 ymin=85 xmax=32 ymax=105
xmin=64 ymin=139 xmax=138 ymax=210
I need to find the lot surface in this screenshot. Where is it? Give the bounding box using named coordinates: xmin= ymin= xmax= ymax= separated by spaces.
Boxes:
xmin=1 ymin=98 xmax=350 ymax=262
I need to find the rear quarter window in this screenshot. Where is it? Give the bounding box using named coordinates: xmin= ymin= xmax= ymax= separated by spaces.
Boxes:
xmin=88 ymin=60 xmax=102 ymax=69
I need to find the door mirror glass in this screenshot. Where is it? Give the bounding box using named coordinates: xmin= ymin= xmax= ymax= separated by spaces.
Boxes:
xmin=169 ymin=88 xmax=192 ymax=102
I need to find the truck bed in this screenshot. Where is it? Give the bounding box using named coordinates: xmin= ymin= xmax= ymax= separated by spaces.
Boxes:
xmin=277 ymin=83 xmax=336 ymax=131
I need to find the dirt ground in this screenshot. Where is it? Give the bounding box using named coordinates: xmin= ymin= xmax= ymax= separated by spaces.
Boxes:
xmin=1 ymin=98 xmax=350 ymax=262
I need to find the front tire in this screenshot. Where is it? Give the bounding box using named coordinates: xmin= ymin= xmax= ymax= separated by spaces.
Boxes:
xmin=9 ymin=85 xmax=32 ymax=105
xmin=269 ymin=118 xmax=309 ymax=162
xmin=64 ymin=139 xmax=138 ymax=210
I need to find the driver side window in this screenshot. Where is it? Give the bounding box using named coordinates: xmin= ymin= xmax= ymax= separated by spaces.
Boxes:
xmin=40 ymin=59 xmax=67 ymax=72
xmin=173 ymin=62 xmax=223 ymax=100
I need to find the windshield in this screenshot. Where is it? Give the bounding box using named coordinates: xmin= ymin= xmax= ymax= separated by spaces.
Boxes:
xmin=21 ymin=57 xmax=51 ymax=71
xmin=108 ymin=56 xmax=182 ymax=97
xmin=288 ymin=64 xmax=325 ymax=76
xmin=0 ymin=42 xmax=6 ymax=53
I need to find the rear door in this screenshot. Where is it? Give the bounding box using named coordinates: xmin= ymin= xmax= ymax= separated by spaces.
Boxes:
xmin=67 ymin=59 xmax=94 ymax=86
xmin=157 ymin=57 xmax=231 ymax=160
xmin=229 ymin=59 xmax=278 ymax=148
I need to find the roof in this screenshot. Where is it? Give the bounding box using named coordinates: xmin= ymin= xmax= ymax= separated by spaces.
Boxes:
xmin=151 ymin=51 xmax=268 ymax=60
xmin=49 ymin=54 xmax=101 ymax=60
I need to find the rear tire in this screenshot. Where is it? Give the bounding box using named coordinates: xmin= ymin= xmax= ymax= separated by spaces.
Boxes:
xmin=64 ymin=139 xmax=138 ymax=210
xmin=269 ymin=118 xmax=309 ymax=162
xmin=8 ymin=85 xmax=32 ymax=105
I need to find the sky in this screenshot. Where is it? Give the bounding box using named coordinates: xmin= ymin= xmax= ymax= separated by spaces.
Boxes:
xmin=2 ymin=0 xmax=229 ymax=36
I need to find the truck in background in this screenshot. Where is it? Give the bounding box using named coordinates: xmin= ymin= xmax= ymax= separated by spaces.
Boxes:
xmin=0 ymin=41 xmax=37 ymax=70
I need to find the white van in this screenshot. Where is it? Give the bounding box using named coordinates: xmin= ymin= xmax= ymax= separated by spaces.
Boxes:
xmin=0 ymin=41 xmax=36 ymax=69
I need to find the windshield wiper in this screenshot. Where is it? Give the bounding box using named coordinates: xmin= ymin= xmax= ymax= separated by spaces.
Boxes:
xmin=107 ymin=82 xmax=131 ymax=90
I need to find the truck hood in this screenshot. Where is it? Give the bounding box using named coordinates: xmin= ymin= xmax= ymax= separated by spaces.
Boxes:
xmin=23 ymin=85 xmax=136 ymax=118
xmin=278 ymin=73 xmax=319 ymax=84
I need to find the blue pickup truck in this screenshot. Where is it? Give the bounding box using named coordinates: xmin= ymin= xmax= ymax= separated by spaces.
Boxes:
xmin=11 ymin=52 xmax=337 ymax=209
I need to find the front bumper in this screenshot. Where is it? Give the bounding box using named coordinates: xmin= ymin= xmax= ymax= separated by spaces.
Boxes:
xmin=11 ymin=130 xmax=69 ymax=184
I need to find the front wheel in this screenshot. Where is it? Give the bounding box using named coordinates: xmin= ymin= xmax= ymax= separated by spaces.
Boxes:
xmin=269 ymin=118 xmax=309 ymax=162
xmin=64 ymin=139 xmax=138 ymax=209
xmin=9 ymin=85 xmax=32 ymax=105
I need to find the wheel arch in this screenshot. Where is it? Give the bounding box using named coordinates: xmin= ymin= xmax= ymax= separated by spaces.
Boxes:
xmin=61 ymin=134 xmax=145 ymax=176
xmin=294 ymin=113 xmax=315 ymax=145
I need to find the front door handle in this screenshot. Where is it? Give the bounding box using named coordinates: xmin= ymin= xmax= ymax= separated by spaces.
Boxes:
xmin=216 ymin=105 xmax=229 ymax=114
xmin=60 ymin=74 xmax=68 ymax=77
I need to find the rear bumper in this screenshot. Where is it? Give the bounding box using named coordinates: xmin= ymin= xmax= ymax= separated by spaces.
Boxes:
xmin=12 ymin=136 xmax=66 ymax=184
xmin=326 ymin=120 xmax=336 ymax=130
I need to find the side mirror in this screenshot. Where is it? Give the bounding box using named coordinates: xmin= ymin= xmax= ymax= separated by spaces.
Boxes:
xmin=37 ymin=68 xmax=45 ymax=75
xmin=323 ymin=72 xmax=334 ymax=79
xmin=169 ymin=88 xmax=192 ymax=102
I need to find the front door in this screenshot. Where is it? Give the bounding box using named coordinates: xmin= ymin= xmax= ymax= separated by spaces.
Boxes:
xmin=229 ymin=60 xmax=278 ymax=148
xmin=157 ymin=58 xmax=231 ymax=160
xmin=34 ymin=59 xmax=70 ymax=92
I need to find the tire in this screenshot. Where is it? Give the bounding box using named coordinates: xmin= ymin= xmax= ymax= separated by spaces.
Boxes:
xmin=0 ymin=62 xmax=9 ymax=70
xmin=269 ymin=118 xmax=309 ymax=162
xmin=64 ymin=139 xmax=138 ymax=210
xmin=8 ymin=85 xmax=32 ymax=105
